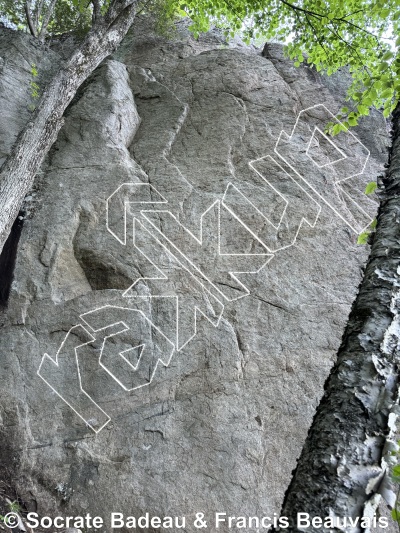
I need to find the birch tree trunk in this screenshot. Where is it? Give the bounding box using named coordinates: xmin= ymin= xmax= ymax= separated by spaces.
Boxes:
xmin=274 ymin=107 xmax=400 ymax=531
xmin=0 ymin=0 xmax=137 ymax=253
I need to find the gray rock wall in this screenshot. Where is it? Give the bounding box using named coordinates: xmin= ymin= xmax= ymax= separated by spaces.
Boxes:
xmin=0 ymin=17 xmax=389 ymax=531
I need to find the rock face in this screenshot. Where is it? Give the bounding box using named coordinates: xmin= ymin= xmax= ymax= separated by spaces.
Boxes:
xmin=0 ymin=18 xmax=389 ymax=530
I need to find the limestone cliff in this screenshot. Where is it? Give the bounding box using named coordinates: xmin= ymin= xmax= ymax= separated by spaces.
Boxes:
xmin=0 ymin=17 xmax=389 ymax=531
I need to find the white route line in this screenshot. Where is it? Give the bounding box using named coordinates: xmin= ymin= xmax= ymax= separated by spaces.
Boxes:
xmin=140 ymin=200 xmax=272 ymax=302
xmin=106 ymin=183 xmax=168 ymax=245
xmin=273 ymin=103 xmax=372 ymax=233
xmin=37 ymin=306 xmax=175 ymax=432
xmin=123 ymin=218 xmax=225 ymax=351
xmin=80 ymin=305 xmax=175 ymax=390
xmin=40 ymin=103 xmax=375 ymax=432
xmin=222 ymin=155 xmax=321 ymax=254
xmin=305 ymin=126 xmax=347 ymax=168
xmin=37 ymin=325 xmax=111 ymax=434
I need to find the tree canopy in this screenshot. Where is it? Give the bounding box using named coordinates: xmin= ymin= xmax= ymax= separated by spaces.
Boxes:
xmin=182 ymin=0 xmax=400 ymax=130
xmin=0 ymin=0 xmax=177 ymax=39
xmin=0 ymin=0 xmax=93 ymax=38
xmin=1 ymin=0 xmax=398 ymax=131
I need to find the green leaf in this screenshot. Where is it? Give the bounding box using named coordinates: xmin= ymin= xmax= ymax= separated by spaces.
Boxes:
xmin=357 ymin=231 xmax=370 ymax=245
xmin=365 ymin=181 xmax=377 ymax=194
xmin=392 ymin=508 xmax=400 ymax=523
xmin=382 ymin=88 xmax=394 ymax=99
xmin=358 ymin=104 xmax=369 ymax=115
xmin=382 ymin=51 xmax=394 ymax=61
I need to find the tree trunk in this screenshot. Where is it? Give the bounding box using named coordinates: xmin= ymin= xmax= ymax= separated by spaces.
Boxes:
xmin=0 ymin=0 xmax=137 ymax=253
xmin=25 ymin=0 xmax=37 ymax=37
xmin=37 ymin=0 xmax=58 ymax=41
xmin=273 ymin=106 xmax=400 ymax=531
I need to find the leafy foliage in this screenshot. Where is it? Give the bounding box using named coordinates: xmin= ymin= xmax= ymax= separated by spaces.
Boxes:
xmin=47 ymin=0 xmax=93 ymax=36
xmin=2 ymin=0 xmax=399 ymax=131
xmin=7 ymin=501 xmax=21 ymax=513
xmin=392 ymin=457 xmax=400 ymax=530
xmin=178 ymin=0 xmax=399 ymax=129
xmin=357 ymin=231 xmax=370 ymax=245
xmin=28 ymin=62 xmax=40 ymax=111
xmin=0 ymin=0 xmax=93 ymax=36
xmin=0 ymin=0 xmax=181 ymax=38
xmin=146 ymin=0 xmax=183 ymax=36
xmin=0 ymin=0 xmax=27 ymax=30
xmin=365 ymin=181 xmax=378 ymax=194
xmin=1 ymin=2 xmax=397 ymax=236
xmin=356 ymin=217 xmax=377 ymax=244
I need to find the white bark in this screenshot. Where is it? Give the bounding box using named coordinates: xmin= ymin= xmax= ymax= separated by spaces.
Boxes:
xmin=37 ymin=0 xmax=58 ymax=41
xmin=273 ymin=108 xmax=400 ymax=531
xmin=25 ymin=0 xmax=37 ymax=37
xmin=0 ymin=0 xmax=138 ymax=253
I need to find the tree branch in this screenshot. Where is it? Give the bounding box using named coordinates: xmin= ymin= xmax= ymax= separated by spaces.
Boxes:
xmin=278 ymin=0 xmax=323 ymax=20
xmin=24 ymin=0 xmax=37 ymax=37
xmin=104 ymin=0 xmax=136 ymax=26
xmin=34 ymin=0 xmax=46 ymax=30
xmin=327 ymin=22 xmax=371 ymax=77
xmin=0 ymin=0 xmax=139 ymax=252
xmin=91 ymin=0 xmax=102 ymax=23
xmin=304 ymin=12 xmax=329 ymax=58
xmin=38 ymin=0 xmax=58 ymax=41
xmin=278 ymin=0 xmax=381 ymax=44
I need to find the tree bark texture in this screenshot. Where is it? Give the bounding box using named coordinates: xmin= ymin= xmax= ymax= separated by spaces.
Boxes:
xmin=0 ymin=0 xmax=137 ymax=253
xmin=274 ymin=107 xmax=400 ymax=532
